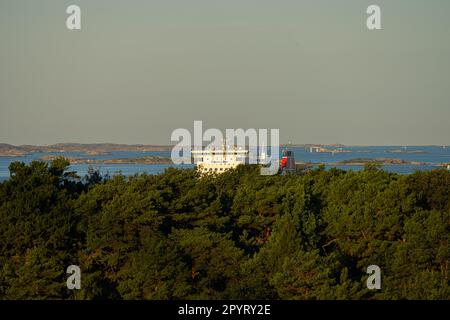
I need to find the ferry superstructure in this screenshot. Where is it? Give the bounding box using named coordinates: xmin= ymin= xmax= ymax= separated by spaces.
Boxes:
xmin=191 ymin=143 xmax=249 ymax=175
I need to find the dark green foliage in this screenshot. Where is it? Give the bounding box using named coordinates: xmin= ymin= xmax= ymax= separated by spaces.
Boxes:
xmin=0 ymin=160 xmax=448 ymax=299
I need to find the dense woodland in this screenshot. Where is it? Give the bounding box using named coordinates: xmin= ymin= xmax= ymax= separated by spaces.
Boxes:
xmin=0 ymin=158 xmax=448 ymax=299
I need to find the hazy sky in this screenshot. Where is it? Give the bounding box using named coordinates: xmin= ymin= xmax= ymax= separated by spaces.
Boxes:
xmin=1 ymin=0 xmax=449 ymax=145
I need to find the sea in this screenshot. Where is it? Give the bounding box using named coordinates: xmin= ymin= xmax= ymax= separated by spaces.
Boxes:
xmin=0 ymin=146 xmax=449 ymax=181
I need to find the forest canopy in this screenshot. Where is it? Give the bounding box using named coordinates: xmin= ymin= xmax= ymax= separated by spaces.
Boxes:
xmin=0 ymin=158 xmax=448 ymax=299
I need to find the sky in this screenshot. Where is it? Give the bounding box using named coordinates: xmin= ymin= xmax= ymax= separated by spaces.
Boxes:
xmin=0 ymin=0 xmax=449 ymax=146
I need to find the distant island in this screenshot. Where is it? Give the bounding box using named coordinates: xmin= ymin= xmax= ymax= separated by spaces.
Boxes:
xmin=385 ymin=149 xmax=427 ymax=154
xmin=335 ymin=158 xmax=428 ymax=166
xmin=0 ymin=143 xmax=173 ymax=157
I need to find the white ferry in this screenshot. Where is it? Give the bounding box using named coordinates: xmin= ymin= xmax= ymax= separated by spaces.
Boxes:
xmin=191 ymin=142 xmax=249 ymax=175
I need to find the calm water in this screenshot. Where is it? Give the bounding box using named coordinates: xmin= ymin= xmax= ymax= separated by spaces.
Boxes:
xmin=0 ymin=146 xmax=449 ymax=181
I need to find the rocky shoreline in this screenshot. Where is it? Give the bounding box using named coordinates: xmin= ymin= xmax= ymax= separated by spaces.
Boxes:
xmin=0 ymin=143 xmax=173 ymax=157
